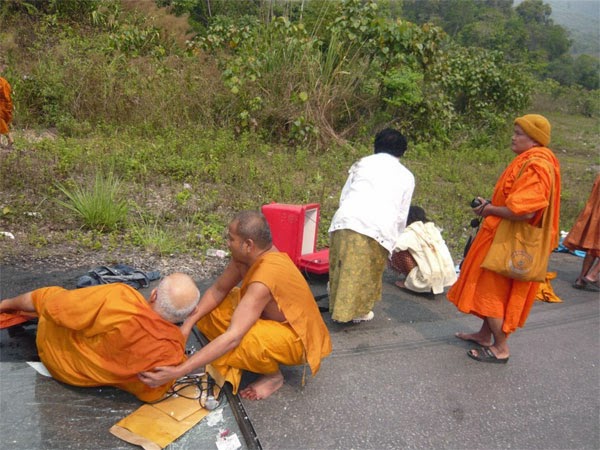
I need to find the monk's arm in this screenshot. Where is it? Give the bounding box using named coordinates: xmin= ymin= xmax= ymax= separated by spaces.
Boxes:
xmin=472 ymin=197 xmax=534 ymax=221
xmin=140 ymin=282 xmax=271 ymax=387
xmin=0 ymin=291 xmax=34 ymax=313
xmin=179 ymin=261 xmax=243 ymax=339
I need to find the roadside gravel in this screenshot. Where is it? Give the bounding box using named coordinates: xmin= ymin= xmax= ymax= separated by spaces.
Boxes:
xmin=0 ymin=232 xmax=228 ymax=282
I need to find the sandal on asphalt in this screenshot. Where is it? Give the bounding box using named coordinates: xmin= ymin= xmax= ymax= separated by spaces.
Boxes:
xmin=583 ymin=276 xmax=600 ymax=290
xmin=573 ymin=278 xmax=599 ymax=291
xmin=467 ymin=346 xmax=509 ymax=364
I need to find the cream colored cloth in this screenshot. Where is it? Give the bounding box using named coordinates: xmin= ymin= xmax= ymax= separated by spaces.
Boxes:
xmin=393 ymin=221 xmax=457 ymax=294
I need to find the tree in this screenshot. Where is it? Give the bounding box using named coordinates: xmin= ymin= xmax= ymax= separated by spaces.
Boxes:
xmin=573 ymin=54 xmax=600 ymax=90
xmin=546 ymin=54 xmax=576 ymax=86
xmin=515 ymin=0 xmax=552 ymax=25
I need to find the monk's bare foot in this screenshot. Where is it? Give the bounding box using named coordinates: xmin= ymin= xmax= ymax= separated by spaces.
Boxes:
xmin=394 ymin=280 xmax=406 ymax=289
xmin=455 ymin=331 xmax=493 ymax=347
xmin=239 ymin=371 xmax=284 ymax=401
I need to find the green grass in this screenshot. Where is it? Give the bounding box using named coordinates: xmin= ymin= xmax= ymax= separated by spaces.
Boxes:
xmin=2 ymin=105 xmax=595 ymax=263
xmin=129 ymin=218 xmax=182 ymax=256
xmin=55 ymin=172 xmax=129 ymax=232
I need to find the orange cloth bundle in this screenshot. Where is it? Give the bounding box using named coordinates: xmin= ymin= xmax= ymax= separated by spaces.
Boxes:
xmin=535 ymin=272 xmax=562 ymax=303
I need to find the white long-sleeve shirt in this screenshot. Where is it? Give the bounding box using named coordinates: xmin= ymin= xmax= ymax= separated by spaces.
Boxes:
xmin=329 ymin=153 xmax=415 ymax=254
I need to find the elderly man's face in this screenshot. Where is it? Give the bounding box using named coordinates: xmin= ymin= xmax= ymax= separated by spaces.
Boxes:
xmin=511 ymin=125 xmax=538 ymax=155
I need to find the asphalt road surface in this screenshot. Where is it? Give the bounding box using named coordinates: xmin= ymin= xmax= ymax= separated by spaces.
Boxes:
xmin=1 ymin=252 xmax=598 ymax=449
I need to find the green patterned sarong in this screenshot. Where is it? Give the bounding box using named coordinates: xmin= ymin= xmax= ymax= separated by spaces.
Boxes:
xmin=329 ymin=229 xmax=388 ymax=322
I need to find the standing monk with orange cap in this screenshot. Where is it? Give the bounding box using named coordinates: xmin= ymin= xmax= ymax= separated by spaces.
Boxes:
xmin=0 ymin=64 xmax=14 ymax=148
xmin=448 ymin=114 xmax=561 ymax=363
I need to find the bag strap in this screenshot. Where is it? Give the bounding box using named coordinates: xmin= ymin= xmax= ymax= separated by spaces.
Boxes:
xmin=515 ymin=157 xmax=555 ymax=231
xmin=517 ymin=157 xmax=557 ymax=254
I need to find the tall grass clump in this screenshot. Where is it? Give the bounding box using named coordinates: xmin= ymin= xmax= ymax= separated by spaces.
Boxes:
xmin=55 ymin=172 xmax=128 ymax=232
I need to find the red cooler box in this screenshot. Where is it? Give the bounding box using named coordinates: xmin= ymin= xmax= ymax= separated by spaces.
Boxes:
xmin=261 ymin=203 xmax=329 ymax=274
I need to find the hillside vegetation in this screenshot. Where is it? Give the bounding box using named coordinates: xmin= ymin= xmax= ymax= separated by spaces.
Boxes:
xmin=527 ymin=0 xmax=600 ymax=56
xmin=0 ymin=0 xmax=598 ymax=271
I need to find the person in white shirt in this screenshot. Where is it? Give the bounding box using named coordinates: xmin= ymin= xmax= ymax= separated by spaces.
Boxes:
xmin=390 ymin=206 xmax=457 ymax=294
xmin=328 ymin=128 xmax=414 ymax=323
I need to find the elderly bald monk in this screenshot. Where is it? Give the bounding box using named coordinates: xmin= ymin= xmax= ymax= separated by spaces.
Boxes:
xmin=139 ymin=211 xmax=332 ymax=400
xmin=448 ymin=114 xmax=561 ymax=363
xmin=0 ymin=273 xmax=200 ymax=402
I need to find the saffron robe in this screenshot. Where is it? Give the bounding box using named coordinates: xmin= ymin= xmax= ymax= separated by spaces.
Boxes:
xmin=197 ymin=252 xmax=332 ymax=393
xmin=32 ymin=283 xmax=186 ymax=402
xmin=0 ymin=77 xmax=13 ymax=135
xmin=563 ymin=173 xmax=600 ymax=257
xmin=447 ymin=146 xmax=561 ymax=334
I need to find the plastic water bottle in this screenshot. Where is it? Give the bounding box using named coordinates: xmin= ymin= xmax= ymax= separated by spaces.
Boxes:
xmin=206 ymin=248 xmax=227 ymax=258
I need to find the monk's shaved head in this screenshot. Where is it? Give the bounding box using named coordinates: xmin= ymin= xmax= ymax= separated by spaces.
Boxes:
xmin=232 ymin=210 xmax=272 ymax=249
xmin=154 ymin=273 xmax=200 ymax=323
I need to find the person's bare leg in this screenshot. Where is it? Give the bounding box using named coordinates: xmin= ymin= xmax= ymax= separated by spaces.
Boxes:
xmin=469 ymin=317 xmax=509 ymax=359
xmin=0 ymin=292 xmax=35 ymax=313
xmin=575 ymin=254 xmax=596 ymax=286
xmin=6 ymin=132 xmax=13 ymax=146
xmin=239 ymin=371 xmax=284 ymax=401
xmin=455 ymin=319 xmax=493 ymax=347
xmin=583 ymin=257 xmax=600 ymax=284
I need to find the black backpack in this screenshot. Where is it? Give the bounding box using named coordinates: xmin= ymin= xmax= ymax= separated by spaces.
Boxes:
xmin=76 ymin=264 xmax=160 ymax=290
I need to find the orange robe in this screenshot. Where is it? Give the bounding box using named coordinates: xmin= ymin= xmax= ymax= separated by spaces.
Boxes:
xmin=197 ymin=252 xmax=332 ymax=393
xmin=32 ymin=283 xmax=187 ymax=402
xmin=0 ymin=77 xmax=13 ymax=135
xmin=447 ymin=147 xmax=561 ymax=334
xmin=563 ymin=173 xmax=600 ymax=257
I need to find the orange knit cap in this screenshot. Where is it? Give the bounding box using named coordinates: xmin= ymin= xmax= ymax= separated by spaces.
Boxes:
xmin=514 ymin=114 xmax=551 ymax=146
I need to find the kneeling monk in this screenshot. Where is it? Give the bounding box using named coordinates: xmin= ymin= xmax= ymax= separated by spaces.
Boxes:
xmin=139 ymin=210 xmax=332 ymax=400
xmin=0 ymin=273 xmax=200 ymax=402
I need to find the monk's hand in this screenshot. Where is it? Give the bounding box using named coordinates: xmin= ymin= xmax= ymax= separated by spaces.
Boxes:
xmin=182 ymin=304 xmax=202 ymax=327
xmin=138 ymin=366 xmax=181 ymax=388
xmin=472 ymin=197 xmax=490 ymax=217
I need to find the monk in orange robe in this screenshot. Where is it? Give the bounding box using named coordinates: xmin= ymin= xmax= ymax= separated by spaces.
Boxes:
xmin=139 ymin=211 xmax=332 ymax=400
xmin=0 ymin=72 xmax=14 ymax=147
xmin=448 ymin=114 xmax=561 ymax=363
xmin=0 ymin=273 xmax=200 ymax=402
xmin=563 ymin=173 xmax=600 ymax=289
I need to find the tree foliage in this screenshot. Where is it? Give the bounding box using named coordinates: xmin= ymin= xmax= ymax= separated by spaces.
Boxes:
xmin=181 ymin=0 xmax=529 ymax=145
xmin=400 ymin=0 xmax=596 ymax=89
xmin=3 ymin=0 xmax=592 ymax=151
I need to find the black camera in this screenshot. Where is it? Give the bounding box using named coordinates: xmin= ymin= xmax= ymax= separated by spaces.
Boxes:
xmin=471 ymin=198 xmax=482 ymax=208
